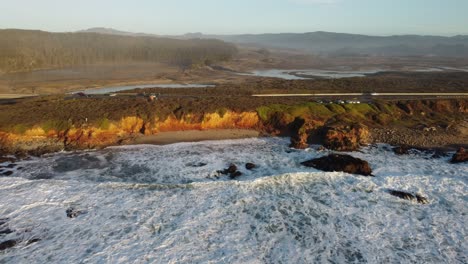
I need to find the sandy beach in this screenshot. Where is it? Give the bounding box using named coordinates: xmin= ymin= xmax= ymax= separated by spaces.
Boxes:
xmin=131 ymin=129 xmax=260 ymax=145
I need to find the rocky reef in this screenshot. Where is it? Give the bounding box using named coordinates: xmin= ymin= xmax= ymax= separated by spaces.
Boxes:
xmin=301 ymin=154 xmax=373 ymax=176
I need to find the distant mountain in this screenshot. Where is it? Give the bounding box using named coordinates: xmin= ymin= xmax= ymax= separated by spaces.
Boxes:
xmin=79 ymin=28 xmax=468 ymax=57
xmin=78 ymin=27 xmax=160 ymax=38
xmin=200 ymin=31 xmax=468 ymax=57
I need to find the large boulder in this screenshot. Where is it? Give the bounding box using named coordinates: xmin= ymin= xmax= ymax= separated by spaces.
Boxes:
xmin=451 ymin=147 xmax=468 ymax=163
xmin=301 ymin=154 xmax=373 ymax=176
xmin=322 ymin=123 xmax=370 ymax=151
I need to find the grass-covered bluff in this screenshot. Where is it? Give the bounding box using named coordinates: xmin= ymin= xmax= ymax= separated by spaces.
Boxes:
xmin=0 ymin=93 xmax=465 ymax=156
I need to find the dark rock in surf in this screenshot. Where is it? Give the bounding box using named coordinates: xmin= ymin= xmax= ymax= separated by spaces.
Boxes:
xmin=451 ymin=147 xmax=468 ymax=163
xmin=66 ymin=207 xmax=85 ymax=218
xmin=26 ymin=238 xmax=41 ymax=245
xmin=219 ymin=164 xmax=237 ymax=175
xmin=186 ymin=162 xmax=207 ymax=167
xmin=226 ymin=164 xmax=237 ymax=174
xmin=0 ymin=228 xmax=13 ymax=235
xmin=229 ymin=171 xmax=243 ymax=179
xmin=2 ymin=171 xmax=13 ymax=176
xmin=0 ymin=240 xmax=17 ymax=251
xmin=393 ymin=145 xmax=410 ymax=155
xmin=387 ymin=189 xmax=429 ymax=204
xmin=245 ymin=163 xmax=256 ymax=170
xmin=301 ymin=154 xmax=373 ymax=176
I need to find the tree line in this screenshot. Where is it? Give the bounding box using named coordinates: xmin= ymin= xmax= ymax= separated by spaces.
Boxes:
xmin=0 ymin=29 xmax=238 ymax=72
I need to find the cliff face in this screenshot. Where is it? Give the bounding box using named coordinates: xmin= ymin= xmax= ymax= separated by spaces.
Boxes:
xmin=0 ymin=99 xmax=466 ymax=156
xmin=0 ymin=111 xmax=260 ymax=155
xmin=262 ymin=99 xmax=467 ymax=151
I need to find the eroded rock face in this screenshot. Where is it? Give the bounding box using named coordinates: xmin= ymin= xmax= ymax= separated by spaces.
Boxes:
xmin=387 ymin=190 xmax=429 ymax=204
xmin=288 ymin=118 xmax=323 ymax=149
xmin=322 ymin=123 xmax=370 ymax=151
xmin=451 ymin=147 xmax=468 ymax=163
xmin=289 ymin=117 xmax=308 ymax=149
xmin=301 ymin=154 xmax=373 ymax=176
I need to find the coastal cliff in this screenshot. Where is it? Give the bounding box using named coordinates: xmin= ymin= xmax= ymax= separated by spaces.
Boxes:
xmin=0 ymin=98 xmax=466 ymax=156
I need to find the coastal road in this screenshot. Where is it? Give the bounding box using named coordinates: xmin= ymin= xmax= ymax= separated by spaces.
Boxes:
xmin=252 ymin=93 xmax=468 ymax=97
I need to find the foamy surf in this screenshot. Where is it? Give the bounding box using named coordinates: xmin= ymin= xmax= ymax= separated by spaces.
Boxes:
xmin=0 ymin=138 xmax=466 ymax=263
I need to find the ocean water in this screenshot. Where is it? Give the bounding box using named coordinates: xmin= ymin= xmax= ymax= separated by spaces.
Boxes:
xmin=0 ymin=138 xmax=467 ymax=263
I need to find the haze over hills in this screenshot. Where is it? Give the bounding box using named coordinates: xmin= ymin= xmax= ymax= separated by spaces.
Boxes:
xmin=81 ymin=27 xmax=468 ymax=58
xmin=78 ymin=27 xmax=161 ymax=38
xmin=0 ymin=29 xmax=237 ymax=72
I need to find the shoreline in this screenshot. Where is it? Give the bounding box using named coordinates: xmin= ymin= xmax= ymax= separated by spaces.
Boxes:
xmin=1 ymin=128 xmax=466 ymax=161
xmin=131 ymin=129 xmax=260 ymax=145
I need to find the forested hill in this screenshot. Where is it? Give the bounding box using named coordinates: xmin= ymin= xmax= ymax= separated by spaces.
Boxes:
xmin=0 ymin=29 xmax=238 ymax=72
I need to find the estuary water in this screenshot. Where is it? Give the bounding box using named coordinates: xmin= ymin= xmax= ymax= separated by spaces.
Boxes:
xmin=0 ymin=138 xmax=466 ymax=263
xmin=81 ymin=84 xmax=215 ymax=95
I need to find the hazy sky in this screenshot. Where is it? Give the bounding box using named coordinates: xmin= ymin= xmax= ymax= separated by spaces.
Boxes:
xmin=1 ymin=0 xmax=467 ymax=36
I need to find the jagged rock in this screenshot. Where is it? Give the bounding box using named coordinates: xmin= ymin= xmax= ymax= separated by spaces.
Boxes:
xmin=245 ymin=163 xmax=256 ymax=170
xmin=0 ymin=240 xmax=17 ymax=251
xmin=289 ymin=117 xmax=308 ymax=149
xmin=301 ymin=154 xmax=373 ymax=176
xmin=290 ymin=133 xmax=308 ymax=149
xmin=322 ymin=123 xmax=370 ymax=151
xmin=451 ymin=147 xmax=468 ymax=163
xmin=387 ymin=190 xmax=429 ymax=204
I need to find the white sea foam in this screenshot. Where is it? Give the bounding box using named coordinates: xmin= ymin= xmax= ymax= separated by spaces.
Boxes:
xmin=0 ymin=138 xmax=467 ymax=263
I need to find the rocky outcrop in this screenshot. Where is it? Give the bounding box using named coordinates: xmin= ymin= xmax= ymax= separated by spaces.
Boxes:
xmin=289 ymin=118 xmax=323 ymax=149
xmin=289 ymin=117 xmax=308 ymax=149
xmin=386 ymin=189 xmax=429 ymax=204
xmin=322 ymin=123 xmax=370 ymax=151
xmin=451 ymin=147 xmax=468 ymax=163
xmin=218 ymin=164 xmax=243 ymax=179
xmin=301 ymin=154 xmax=373 ymax=176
